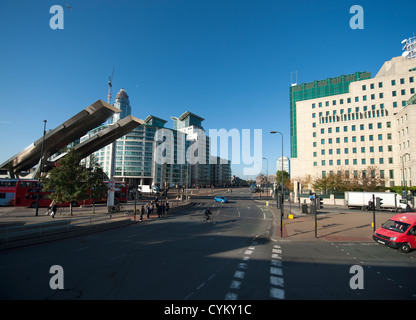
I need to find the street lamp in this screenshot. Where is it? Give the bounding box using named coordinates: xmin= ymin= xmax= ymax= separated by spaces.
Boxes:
xmin=263 ymin=157 xmax=268 ymax=198
xmin=270 ymin=131 xmax=284 ymax=238
xmin=35 ymin=120 xmax=47 ymax=217
xmin=402 ymin=152 xmax=410 ymax=206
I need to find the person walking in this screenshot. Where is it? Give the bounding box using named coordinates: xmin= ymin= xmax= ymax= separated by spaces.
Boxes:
xmin=140 ymin=204 xmax=145 ymax=221
xmin=146 ymin=203 xmax=151 ymax=219
xmin=50 ymin=202 xmax=58 ymax=218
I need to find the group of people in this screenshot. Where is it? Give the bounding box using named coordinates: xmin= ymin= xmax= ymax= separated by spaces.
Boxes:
xmin=139 ymin=197 xmax=170 ymax=221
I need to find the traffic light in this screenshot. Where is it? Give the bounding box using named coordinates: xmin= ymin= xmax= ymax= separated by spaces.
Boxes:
xmin=375 ymin=197 xmax=383 ymax=211
xmin=317 ymin=196 xmax=324 ymax=210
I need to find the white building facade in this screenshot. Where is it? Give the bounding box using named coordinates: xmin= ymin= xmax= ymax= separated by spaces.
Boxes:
xmin=291 ymin=53 xmax=416 ymax=188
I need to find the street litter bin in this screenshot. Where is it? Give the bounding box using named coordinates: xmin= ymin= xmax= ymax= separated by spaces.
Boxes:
xmin=302 ymin=204 xmax=308 ymax=214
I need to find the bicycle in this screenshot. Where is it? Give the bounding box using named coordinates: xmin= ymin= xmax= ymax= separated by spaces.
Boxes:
xmin=109 ymin=204 xmax=127 ymax=214
xmin=201 ymin=215 xmax=216 ymax=224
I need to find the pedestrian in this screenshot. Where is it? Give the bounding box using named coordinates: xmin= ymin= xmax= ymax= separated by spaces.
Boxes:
xmin=161 ymin=202 xmax=165 ymax=216
xmin=147 ymin=203 xmax=151 ymax=219
xmin=50 ymin=202 xmax=58 ymax=218
xmin=140 ymin=204 xmax=144 ymax=221
xmin=46 ymin=200 xmax=56 ymax=215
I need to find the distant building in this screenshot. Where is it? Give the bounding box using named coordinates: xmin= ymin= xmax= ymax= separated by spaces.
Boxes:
xmin=82 ymin=89 xmax=232 ymax=188
xmin=276 ymin=156 xmax=290 ymax=175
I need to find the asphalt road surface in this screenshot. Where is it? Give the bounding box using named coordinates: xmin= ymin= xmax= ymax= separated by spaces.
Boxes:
xmin=0 ymin=188 xmax=415 ymax=301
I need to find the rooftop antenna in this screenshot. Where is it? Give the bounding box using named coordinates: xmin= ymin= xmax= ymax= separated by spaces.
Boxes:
xmin=107 ymin=68 xmax=115 ymax=105
xmin=401 ymin=36 xmax=416 ymax=60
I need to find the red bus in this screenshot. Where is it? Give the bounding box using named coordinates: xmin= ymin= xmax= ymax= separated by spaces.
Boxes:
xmin=1 ymin=178 xmax=128 ymax=208
xmin=80 ymin=181 xmax=128 ymax=205
xmin=0 ymin=178 xmax=19 ymax=206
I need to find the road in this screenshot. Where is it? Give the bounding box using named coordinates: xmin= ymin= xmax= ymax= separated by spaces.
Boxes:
xmin=0 ymin=188 xmax=415 ymax=301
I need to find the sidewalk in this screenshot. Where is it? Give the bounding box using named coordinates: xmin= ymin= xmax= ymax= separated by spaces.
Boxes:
xmin=0 ymin=199 xmax=193 ymax=250
xmin=262 ymin=199 xmax=394 ymax=242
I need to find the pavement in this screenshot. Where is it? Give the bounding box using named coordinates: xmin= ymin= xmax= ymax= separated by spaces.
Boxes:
xmin=0 ymin=197 xmax=194 ymax=250
xmin=264 ymin=200 xmax=397 ymax=242
xmin=0 ymin=187 xmax=403 ymax=250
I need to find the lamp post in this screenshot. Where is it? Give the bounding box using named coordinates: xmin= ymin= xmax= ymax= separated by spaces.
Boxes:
xmin=402 ymin=152 xmax=410 ymax=206
xmin=270 ymin=131 xmax=284 ymax=238
xmin=35 ymin=120 xmax=47 ymax=217
xmin=263 ymin=157 xmax=268 ymax=198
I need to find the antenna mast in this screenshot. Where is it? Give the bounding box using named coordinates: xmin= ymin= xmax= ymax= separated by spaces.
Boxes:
xmin=107 ymin=68 xmax=115 ymax=104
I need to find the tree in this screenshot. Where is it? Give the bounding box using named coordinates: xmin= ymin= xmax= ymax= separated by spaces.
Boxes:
xmin=276 ymin=170 xmax=290 ymax=190
xmin=42 ymin=149 xmax=89 ymax=215
xmin=85 ymin=155 xmax=107 ymax=214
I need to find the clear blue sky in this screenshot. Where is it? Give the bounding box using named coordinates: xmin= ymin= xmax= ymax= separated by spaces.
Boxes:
xmin=1 ymin=0 xmax=415 ymax=179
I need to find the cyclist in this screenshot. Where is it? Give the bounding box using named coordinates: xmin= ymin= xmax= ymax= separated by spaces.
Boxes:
xmin=204 ymin=207 xmax=212 ymax=221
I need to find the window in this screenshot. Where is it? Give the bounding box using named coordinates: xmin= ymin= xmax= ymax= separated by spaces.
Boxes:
xmin=392 ymin=91 xmax=397 ymax=97
xmin=410 ymin=76 xmax=414 ymax=83
xmin=368 ymin=123 xmax=373 ymax=129
xmin=392 ymin=80 xmax=396 ymax=86
xmin=400 ymin=78 xmax=405 ymax=85
xmin=362 ymin=85 xmax=366 ymax=91
xmin=378 ymin=82 xmax=383 ymax=88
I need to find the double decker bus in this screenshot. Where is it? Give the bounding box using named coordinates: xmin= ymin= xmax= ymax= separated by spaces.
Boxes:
xmin=80 ymin=181 xmax=128 ymax=205
xmin=0 ymin=178 xmax=128 ymax=208
xmin=0 ymin=178 xmax=18 ymax=206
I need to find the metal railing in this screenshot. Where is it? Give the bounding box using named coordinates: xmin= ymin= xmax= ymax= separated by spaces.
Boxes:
xmin=0 ymin=213 xmax=129 ymax=243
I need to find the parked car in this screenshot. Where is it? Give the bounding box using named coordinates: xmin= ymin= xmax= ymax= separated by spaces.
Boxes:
xmin=214 ymin=196 xmax=228 ymax=203
xmin=373 ymin=213 xmax=416 ymax=253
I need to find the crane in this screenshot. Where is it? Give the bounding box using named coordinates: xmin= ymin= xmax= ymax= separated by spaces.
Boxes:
xmin=107 ymin=68 xmax=115 ymax=105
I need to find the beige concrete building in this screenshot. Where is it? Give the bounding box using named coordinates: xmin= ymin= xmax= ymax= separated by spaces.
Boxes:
xmin=291 ymin=54 xmax=416 ymax=188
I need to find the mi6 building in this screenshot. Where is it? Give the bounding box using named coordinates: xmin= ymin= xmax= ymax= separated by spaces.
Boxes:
xmin=290 ymin=37 xmax=416 ymax=188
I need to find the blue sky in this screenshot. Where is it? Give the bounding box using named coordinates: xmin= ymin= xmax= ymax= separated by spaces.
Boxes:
xmin=1 ymin=0 xmax=415 ymax=179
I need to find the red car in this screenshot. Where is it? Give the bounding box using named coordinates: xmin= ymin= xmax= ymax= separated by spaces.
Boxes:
xmin=373 ymin=213 xmax=416 ymax=253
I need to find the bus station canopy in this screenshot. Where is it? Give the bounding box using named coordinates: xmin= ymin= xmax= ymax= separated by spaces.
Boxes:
xmin=0 ymin=100 xmax=121 ymax=176
xmin=73 ymin=115 xmax=145 ymax=160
